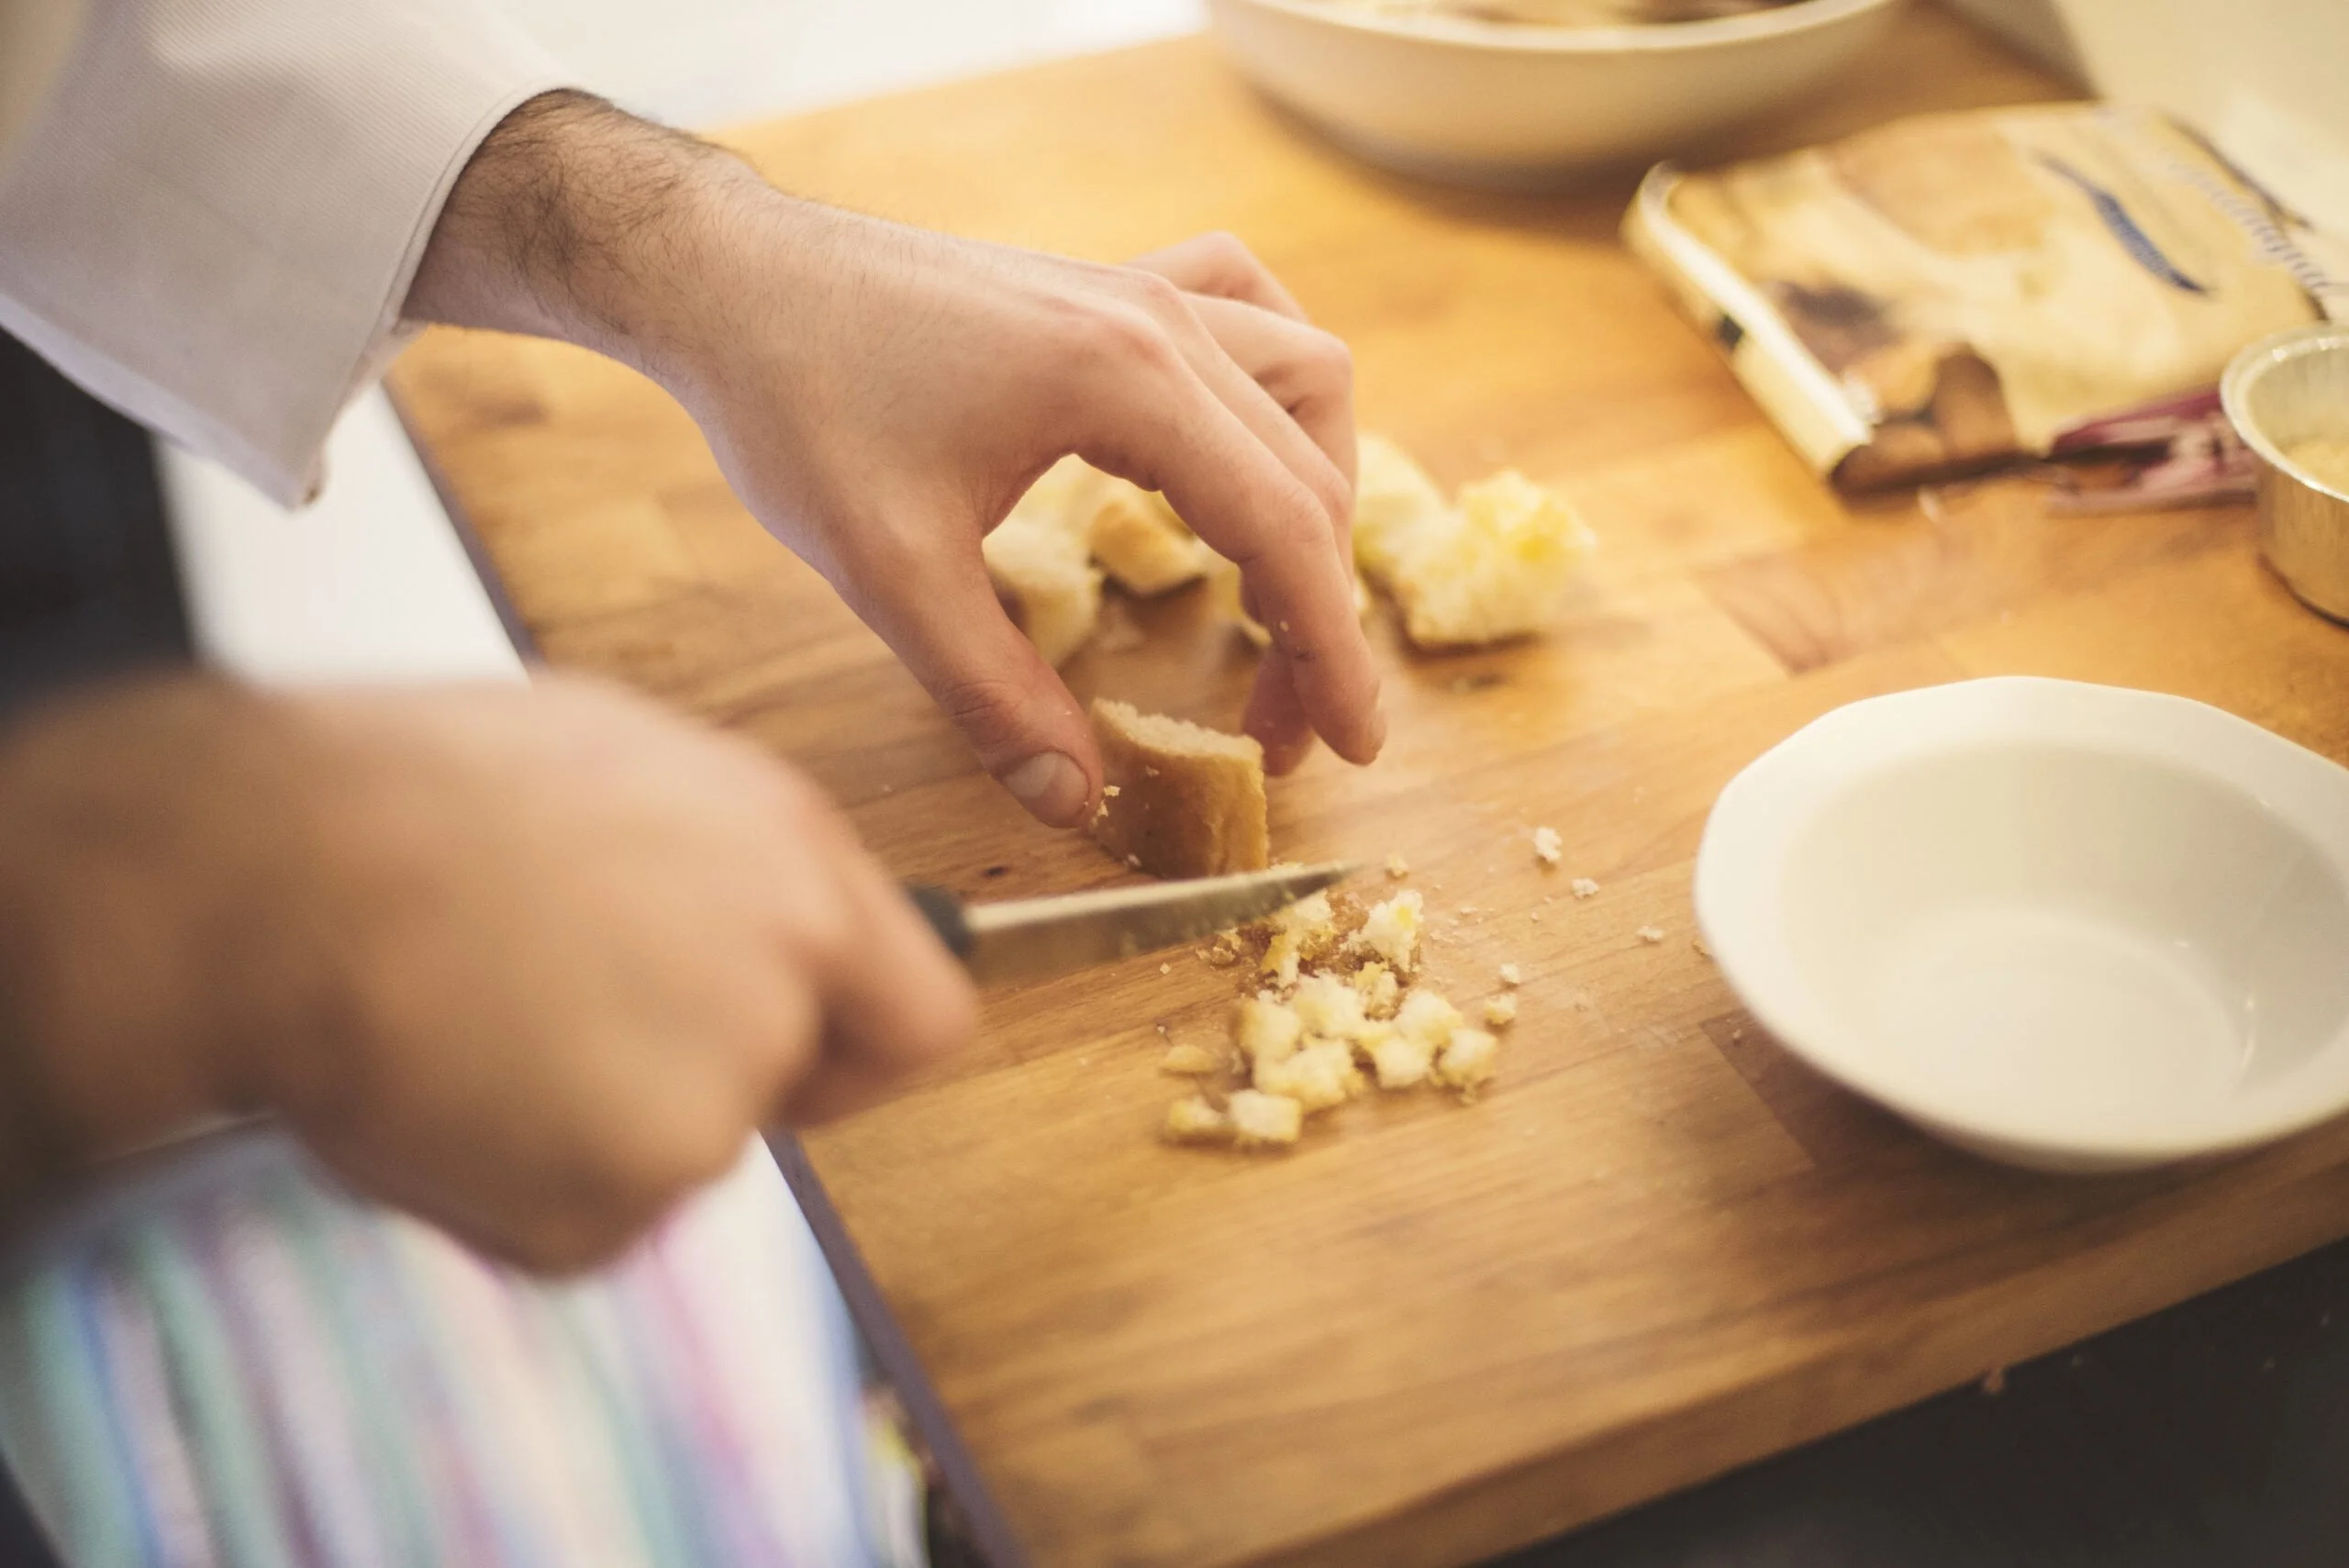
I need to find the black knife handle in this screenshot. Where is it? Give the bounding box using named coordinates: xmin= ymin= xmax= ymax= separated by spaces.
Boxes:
xmin=905 ymin=883 xmax=973 ymax=960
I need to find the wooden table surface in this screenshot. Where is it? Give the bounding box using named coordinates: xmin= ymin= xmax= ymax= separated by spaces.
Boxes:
xmin=390 ymin=10 xmax=2349 ymax=1566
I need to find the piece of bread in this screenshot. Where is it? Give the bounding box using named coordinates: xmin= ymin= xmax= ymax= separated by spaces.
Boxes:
xmin=1089 ymin=698 xmax=1269 ymax=878
xmin=985 ymin=462 xmax=1102 ymax=666
xmin=1352 ymin=434 xmax=1596 ymax=650
xmin=1081 ymin=476 xmax=1215 ymax=596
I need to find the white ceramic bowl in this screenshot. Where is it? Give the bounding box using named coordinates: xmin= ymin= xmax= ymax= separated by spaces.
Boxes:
xmin=1204 ymin=0 xmax=1906 ymax=187
xmin=1695 ymin=678 xmax=2349 ymax=1173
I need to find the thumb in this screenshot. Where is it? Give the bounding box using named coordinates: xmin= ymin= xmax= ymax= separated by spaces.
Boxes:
xmin=841 ymin=549 xmax=1102 ymax=828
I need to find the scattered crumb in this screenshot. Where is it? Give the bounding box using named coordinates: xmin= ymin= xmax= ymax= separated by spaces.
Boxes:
xmin=1484 ymin=995 xmax=1518 ymax=1029
xmin=1236 ymin=995 xmax=1304 ymax=1066
xmin=1158 ymin=962 xmax=1172 ymax=974
xmin=1692 ymin=936 xmax=1711 ymax=959
xmin=1253 ymin=1040 xmax=1364 ymax=1111
xmin=1457 ymin=903 xmax=1478 ymax=917
xmin=1570 ymin=878 xmax=1600 ymax=899
xmin=1637 ymin=926 xmax=1665 ymax=944
xmin=1731 ymin=1027 xmax=1744 ymax=1042
xmin=1529 ymin=911 xmax=1542 ymax=923
xmin=1351 ymin=962 xmax=1400 ymax=1019
xmin=1980 ymin=1367 xmax=2007 ymax=1396
xmin=1497 ymin=963 xmax=1522 ymax=988
xmin=1385 ymin=852 xmax=1410 ymax=879
xmin=1532 ymin=826 xmax=1563 ymax=866
xmin=1290 ymin=973 xmax=1370 ymax=1040
xmin=1434 ymin=1029 xmax=1499 ymax=1098
xmin=1163 ymin=1095 xmax=1230 ymax=1143
xmin=1366 ymin=1029 xmax=1435 ymax=1089
xmin=1228 ymin=1090 xmax=1304 ymax=1148
xmin=1160 ymin=1043 xmax=1222 ymax=1075
xmin=1357 ymin=889 xmax=1425 ymax=972
xmin=1102 ymin=784 xmax=1121 ymax=797
xmin=1395 ymin=989 xmax=1464 ymax=1050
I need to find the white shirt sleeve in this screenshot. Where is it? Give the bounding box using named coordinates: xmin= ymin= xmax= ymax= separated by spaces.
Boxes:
xmin=0 ymin=0 xmax=570 ymax=506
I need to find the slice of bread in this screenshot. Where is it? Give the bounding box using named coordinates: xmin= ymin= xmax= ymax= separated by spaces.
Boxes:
xmin=1089 ymin=698 xmax=1269 ymax=878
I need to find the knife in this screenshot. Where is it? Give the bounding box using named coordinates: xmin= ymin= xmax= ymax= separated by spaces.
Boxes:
xmin=907 ymin=862 xmax=1358 ymax=987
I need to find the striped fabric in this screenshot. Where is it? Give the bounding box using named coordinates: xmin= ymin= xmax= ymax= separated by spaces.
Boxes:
xmin=0 ymin=1132 xmax=892 ymax=1567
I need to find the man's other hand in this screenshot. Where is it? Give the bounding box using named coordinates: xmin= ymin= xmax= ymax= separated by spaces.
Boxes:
xmin=0 ymin=677 xmax=974 ymax=1273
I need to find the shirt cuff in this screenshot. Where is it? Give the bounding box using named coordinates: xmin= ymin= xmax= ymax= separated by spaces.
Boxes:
xmin=0 ymin=0 xmax=572 ymax=506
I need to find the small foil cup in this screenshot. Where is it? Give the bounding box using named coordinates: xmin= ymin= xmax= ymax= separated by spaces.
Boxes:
xmin=2222 ymin=323 xmax=2349 ymax=623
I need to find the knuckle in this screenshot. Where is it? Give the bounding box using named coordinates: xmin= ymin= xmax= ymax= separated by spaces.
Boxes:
xmin=1200 ymin=229 xmax=1257 ymax=271
xmin=1304 ymin=327 xmax=1354 ymax=386
xmin=1068 ymin=300 xmax=1181 ymax=381
xmin=1120 ymin=268 xmax=1187 ymax=317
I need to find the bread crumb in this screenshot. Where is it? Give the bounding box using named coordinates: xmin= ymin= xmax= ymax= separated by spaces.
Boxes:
xmin=1532 ymin=826 xmax=1563 ymax=865
xmin=1497 ymin=963 xmax=1522 ymax=988
xmin=1637 ymin=926 xmax=1664 ymax=944
xmin=1228 ymin=1089 xmax=1304 ymax=1148
xmin=1102 ymin=784 xmax=1120 ymax=797
xmin=1457 ymin=903 xmax=1478 ymax=917
xmin=1160 ymin=1043 xmax=1222 ymax=1075
xmin=1253 ymin=1039 xmax=1364 ymax=1111
xmin=1365 ymin=1029 xmax=1435 ymax=1089
xmin=1980 ymin=1367 xmax=2007 ymax=1396
xmin=1291 ymin=973 xmax=1371 ymax=1041
xmin=1692 ymin=936 xmax=1711 ymax=959
xmin=1351 ymin=962 xmax=1400 ymax=1019
xmin=1163 ymin=1095 xmax=1230 ymax=1144
xmin=1357 ymin=889 xmax=1425 ymax=973
xmin=1261 ymin=929 xmax=1303 ymax=989
xmin=1571 ymin=878 xmax=1600 ymax=899
xmin=1158 ymin=961 xmax=1173 ymax=974
xmin=1236 ymin=995 xmax=1304 ymax=1065
xmin=1385 ymin=852 xmax=1410 ymax=879
xmin=1434 ymin=1028 xmax=1500 ymax=1097
xmin=1395 ymin=989 xmax=1464 ymax=1050
xmin=1484 ymin=995 xmax=1518 ymax=1029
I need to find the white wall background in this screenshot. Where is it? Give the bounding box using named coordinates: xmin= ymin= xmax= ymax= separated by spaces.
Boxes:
xmin=492 ymin=0 xmax=1204 ymax=128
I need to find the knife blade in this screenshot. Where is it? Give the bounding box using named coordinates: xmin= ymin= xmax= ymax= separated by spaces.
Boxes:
xmin=907 ymin=862 xmax=1359 ymax=987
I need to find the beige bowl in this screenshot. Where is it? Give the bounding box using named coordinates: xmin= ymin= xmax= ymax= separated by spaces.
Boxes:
xmin=2222 ymin=324 xmax=2349 ymax=624
xmin=1204 ymin=0 xmax=1906 ymax=187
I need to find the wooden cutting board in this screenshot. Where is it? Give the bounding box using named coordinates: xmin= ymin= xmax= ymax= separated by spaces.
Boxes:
xmin=389 ymin=10 xmax=2349 ymax=1565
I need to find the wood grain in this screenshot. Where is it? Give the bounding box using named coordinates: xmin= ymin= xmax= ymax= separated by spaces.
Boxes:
xmin=388 ymin=10 xmax=2349 ymax=1565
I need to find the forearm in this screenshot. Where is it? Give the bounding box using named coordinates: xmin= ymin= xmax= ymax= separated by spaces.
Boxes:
xmin=405 ymin=91 xmax=770 ymax=389
xmin=0 ymin=681 xmax=319 ymax=1224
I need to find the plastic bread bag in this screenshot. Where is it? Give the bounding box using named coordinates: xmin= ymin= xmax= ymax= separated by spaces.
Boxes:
xmin=1624 ymin=104 xmax=2349 ymax=502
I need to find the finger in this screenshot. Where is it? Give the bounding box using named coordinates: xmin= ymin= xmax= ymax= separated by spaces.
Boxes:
xmin=1075 ymin=356 xmax=1383 ymax=765
xmin=1245 ymin=647 xmax=1316 ymax=776
xmin=781 ymin=814 xmax=979 ymax=1126
xmin=831 ymin=528 xmax=1103 ymax=827
xmin=1184 ymin=293 xmax=1358 ymax=499
xmin=1126 ymin=231 xmax=1308 ymax=321
xmin=1134 ymin=285 xmax=1353 ymax=553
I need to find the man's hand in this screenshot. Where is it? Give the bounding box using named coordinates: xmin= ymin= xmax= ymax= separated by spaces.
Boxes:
xmin=0 ymin=676 xmax=974 ymax=1272
xmin=406 ymin=94 xmax=1384 ymax=823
